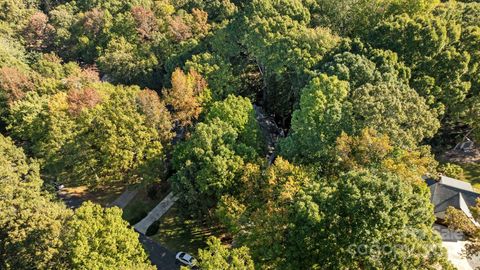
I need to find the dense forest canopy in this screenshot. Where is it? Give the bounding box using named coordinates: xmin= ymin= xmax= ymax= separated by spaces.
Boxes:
xmin=1 ymin=0 xmax=479 ymax=269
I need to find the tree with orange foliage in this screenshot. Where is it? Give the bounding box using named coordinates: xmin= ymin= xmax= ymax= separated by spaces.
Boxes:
xmin=163 ymin=68 xmax=210 ymax=127
xmin=136 ymin=89 xmax=173 ymax=144
xmin=22 ymin=12 xmax=55 ymax=51
xmin=0 ymin=67 xmax=33 ymax=105
xmin=168 ymin=8 xmax=210 ymax=42
xmin=66 ymin=88 xmax=102 ymax=116
xmin=131 ymin=6 xmax=157 ymax=41
xmin=168 ymin=15 xmax=192 ymax=42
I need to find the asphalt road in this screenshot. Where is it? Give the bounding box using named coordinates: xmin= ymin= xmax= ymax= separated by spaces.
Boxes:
xmin=139 ymin=234 xmax=179 ymax=270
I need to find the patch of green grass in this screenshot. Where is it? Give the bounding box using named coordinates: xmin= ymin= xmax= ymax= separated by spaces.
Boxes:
xmin=457 ymin=162 xmax=480 ymax=191
xmin=151 ymin=205 xmax=223 ymax=255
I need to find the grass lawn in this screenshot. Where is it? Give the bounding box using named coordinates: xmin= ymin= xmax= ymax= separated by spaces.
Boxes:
xmin=456 ymin=162 xmax=480 ymax=191
xmin=122 ymin=187 xmax=168 ymax=225
xmin=151 ymin=204 xmax=224 ymax=255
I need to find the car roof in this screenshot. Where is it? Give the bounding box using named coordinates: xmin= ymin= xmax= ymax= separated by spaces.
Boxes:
xmin=183 ymin=254 xmax=192 ymax=260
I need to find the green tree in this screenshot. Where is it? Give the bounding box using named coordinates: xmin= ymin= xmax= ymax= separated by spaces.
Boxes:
xmin=335 ymin=128 xmax=438 ymax=184
xmin=368 ymin=12 xmax=470 ymax=112
xmin=446 ymin=199 xmax=480 ymax=260
xmin=319 ymin=41 xmax=440 ymax=147
xmin=7 ymin=91 xmax=75 ymax=162
xmin=0 ymin=135 xmax=154 ymax=270
xmin=58 ymin=86 xmax=166 ymax=186
xmin=287 ymin=170 xmax=452 ymax=269
xmin=321 ymin=47 xmax=411 ymax=89
xmin=205 ymin=94 xmax=265 ymax=153
xmin=221 ymin=155 xmax=449 ymax=269
xmin=307 ymin=0 xmax=438 ymax=36
xmin=97 ymin=36 xmax=158 ymax=86
xmin=185 ymin=52 xmax=240 ymax=100
xmin=0 ymin=0 xmax=39 ymax=30
xmin=438 ymin=163 xmax=465 ymax=180
xmin=231 ymin=158 xmax=314 ymax=268
xmin=0 ymin=134 xmax=72 ymax=270
xmin=350 ymin=81 xmax=440 ymax=147
xmin=7 ymin=83 xmax=168 ymax=188
xmin=177 ymin=0 xmax=237 ymax=22
xmin=279 ymin=74 xmax=351 ymax=165
xmin=185 ymin=236 xmax=254 ymax=270
xmin=62 ymin=201 xmax=154 ymax=270
xmin=0 ymin=32 xmax=30 ymax=70
xmin=239 ymin=0 xmax=340 ymax=121
xmin=170 ymin=118 xmax=258 ymax=214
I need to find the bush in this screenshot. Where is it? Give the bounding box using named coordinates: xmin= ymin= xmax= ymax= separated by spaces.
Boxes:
xmin=438 ymin=163 xmax=465 ymax=180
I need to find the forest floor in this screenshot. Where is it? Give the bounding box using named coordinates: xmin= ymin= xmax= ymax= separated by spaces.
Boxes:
xmin=58 ymin=185 xmax=124 ymax=208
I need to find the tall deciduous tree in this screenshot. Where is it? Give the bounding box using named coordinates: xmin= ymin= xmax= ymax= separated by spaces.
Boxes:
xmin=185 ymin=52 xmax=240 ymax=101
xmin=287 ymin=170 xmax=452 ymax=269
xmin=62 ymin=202 xmax=154 ymax=270
xmin=368 ymin=13 xmax=470 ymax=112
xmin=170 ymin=117 xmax=258 ymax=214
xmin=97 ymin=36 xmax=158 ymax=86
xmin=58 ymin=86 xmax=166 ymax=186
xmin=230 ymin=158 xmax=313 ymax=268
xmin=307 ymin=0 xmax=438 ymax=36
xmin=205 ymin=95 xmax=265 ymax=154
xmin=319 ymin=41 xmax=440 ymax=147
xmin=335 ymin=128 xmax=438 ymax=184
xmin=279 ymin=74 xmax=351 ymax=165
xmin=350 ymin=81 xmax=440 ymax=147
xmin=185 ymin=236 xmax=254 ymax=270
xmin=164 ymin=68 xmax=210 ymax=127
xmin=0 ymin=134 xmax=72 ymax=270
xmin=136 ymin=89 xmax=173 ymax=145
xmin=239 ymin=0 xmax=340 ymax=122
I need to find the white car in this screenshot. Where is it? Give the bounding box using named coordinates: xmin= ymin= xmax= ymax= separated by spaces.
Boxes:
xmin=175 ymin=252 xmax=196 ymax=267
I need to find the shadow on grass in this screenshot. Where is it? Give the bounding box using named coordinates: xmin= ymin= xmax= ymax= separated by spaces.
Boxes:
xmin=122 ymin=187 xmax=169 ymax=225
xmin=151 ymin=204 xmax=224 ymax=255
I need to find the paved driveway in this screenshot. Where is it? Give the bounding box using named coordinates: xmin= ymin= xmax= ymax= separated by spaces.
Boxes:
xmin=139 ymin=234 xmax=179 ymax=270
xmin=435 ymin=224 xmax=480 ymax=270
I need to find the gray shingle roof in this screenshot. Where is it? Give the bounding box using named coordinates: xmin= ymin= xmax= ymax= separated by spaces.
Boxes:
xmin=427 ymin=178 xmax=480 ymax=221
xmin=439 ymin=175 xmax=474 ymax=191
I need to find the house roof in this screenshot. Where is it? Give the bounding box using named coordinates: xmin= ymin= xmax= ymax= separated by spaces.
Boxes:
xmin=427 ymin=178 xmax=480 ymax=222
xmin=439 ymin=175 xmax=474 ymax=192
